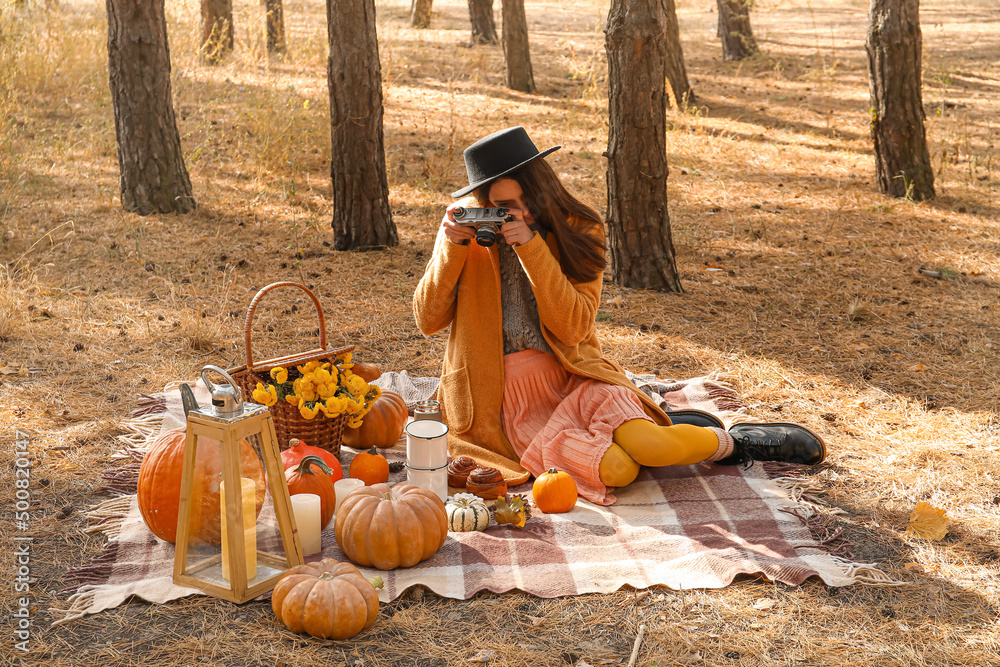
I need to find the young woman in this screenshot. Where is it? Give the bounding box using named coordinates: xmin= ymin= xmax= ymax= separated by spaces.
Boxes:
xmin=413 ymin=126 xmax=824 ymax=504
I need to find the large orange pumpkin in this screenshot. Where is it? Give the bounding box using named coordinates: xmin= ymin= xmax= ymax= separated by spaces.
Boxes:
xmin=335 ymin=483 xmax=447 ymax=570
xmin=271 ymin=559 xmax=382 ymax=639
xmin=342 ymin=390 xmax=408 ymax=449
xmin=137 ymin=428 xmax=266 ymax=544
xmin=285 ymin=455 xmax=338 ymax=529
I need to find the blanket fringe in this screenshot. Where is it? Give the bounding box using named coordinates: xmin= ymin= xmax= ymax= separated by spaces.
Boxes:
xmin=82 ymin=496 xmax=134 ymax=539
xmin=113 ymin=412 xmax=166 ymax=459
xmin=700 ymin=373 xmax=749 ymax=416
xmin=771 ymin=475 xmax=845 ymax=514
xmin=829 ymin=557 xmax=906 ymax=587
xmin=781 ymin=506 xmax=855 ymax=558
xmin=768 ymin=473 xmax=905 ymax=587
xmin=59 ymin=541 xmax=120 ymax=596
xmin=50 ymin=586 xmax=100 ymax=628
xmin=131 ymin=393 xmax=166 ymax=417
xmin=100 ymin=461 xmax=142 ymax=495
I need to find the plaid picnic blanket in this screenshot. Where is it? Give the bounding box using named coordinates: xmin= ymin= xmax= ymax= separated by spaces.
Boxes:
xmin=51 ymin=372 xmax=899 ymax=626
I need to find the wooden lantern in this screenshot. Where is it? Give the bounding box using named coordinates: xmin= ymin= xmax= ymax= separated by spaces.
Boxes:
xmin=172 ymin=367 xmax=305 ymax=603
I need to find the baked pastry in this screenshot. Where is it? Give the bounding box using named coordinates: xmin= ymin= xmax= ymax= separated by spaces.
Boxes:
xmin=447 ymin=456 xmax=478 ymax=488
xmin=465 ymin=466 xmax=508 ymax=500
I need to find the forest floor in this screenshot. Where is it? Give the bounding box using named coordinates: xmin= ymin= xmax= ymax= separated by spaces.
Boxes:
xmin=2 ymin=0 xmax=999 ymax=665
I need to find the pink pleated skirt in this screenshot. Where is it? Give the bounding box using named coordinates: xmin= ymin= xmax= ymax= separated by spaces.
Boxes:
xmin=501 ymin=349 xmax=651 ymax=505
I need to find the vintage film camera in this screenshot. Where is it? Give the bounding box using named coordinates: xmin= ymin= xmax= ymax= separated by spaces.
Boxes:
xmin=452 ymin=207 xmax=514 ymax=247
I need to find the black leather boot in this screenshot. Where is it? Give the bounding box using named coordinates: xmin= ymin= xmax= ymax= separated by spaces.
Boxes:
xmin=715 ymin=422 xmax=826 ymax=467
xmin=664 ymin=409 xmax=725 ymax=430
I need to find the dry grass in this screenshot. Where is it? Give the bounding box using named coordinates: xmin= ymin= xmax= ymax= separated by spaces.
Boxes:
xmin=1 ymin=0 xmax=999 ymax=665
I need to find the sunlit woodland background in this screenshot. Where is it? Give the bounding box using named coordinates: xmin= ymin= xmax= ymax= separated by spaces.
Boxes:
xmin=1 ymin=0 xmax=999 ymax=665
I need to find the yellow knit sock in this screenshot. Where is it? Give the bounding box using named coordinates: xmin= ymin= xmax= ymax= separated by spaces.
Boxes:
xmin=598 ymin=443 xmax=641 ymax=487
xmin=615 ymin=418 xmax=721 ymax=465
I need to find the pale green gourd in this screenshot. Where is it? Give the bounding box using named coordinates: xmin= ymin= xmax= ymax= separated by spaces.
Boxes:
xmin=446 ymin=495 xmax=491 ymax=532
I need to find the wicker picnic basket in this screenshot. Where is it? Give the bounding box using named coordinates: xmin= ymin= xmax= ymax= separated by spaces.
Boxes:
xmin=228 ymin=281 xmax=353 ymax=457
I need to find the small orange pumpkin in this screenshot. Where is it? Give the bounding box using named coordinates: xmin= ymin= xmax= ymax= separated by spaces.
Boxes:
xmin=335 ymin=483 xmax=447 ymax=569
xmin=348 ymin=446 xmax=390 ymax=486
xmin=137 ymin=428 xmax=266 ymax=544
xmin=342 ymin=390 xmax=408 ymax=449
xmin=532 ymin=468 xmax=578 ymax=514
xmin=271 ymin=559 xmax=383 ymax=639
xmin=285 ymin=455 xmax=338 ymax=528
xmin=351 ymin=362 xmax=382 ymax=383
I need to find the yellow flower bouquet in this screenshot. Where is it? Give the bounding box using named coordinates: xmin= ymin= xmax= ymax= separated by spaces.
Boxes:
xmin=250 ymin=352 xmax=381 ymax=429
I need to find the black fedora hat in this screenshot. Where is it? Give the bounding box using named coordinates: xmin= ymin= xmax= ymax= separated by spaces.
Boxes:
xmin=451 ymin=126 xmax=560 ymax=198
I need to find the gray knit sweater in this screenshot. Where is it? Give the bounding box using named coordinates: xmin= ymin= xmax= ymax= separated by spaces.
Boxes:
xmin=499 ymin=241 xmax=554 ymax=356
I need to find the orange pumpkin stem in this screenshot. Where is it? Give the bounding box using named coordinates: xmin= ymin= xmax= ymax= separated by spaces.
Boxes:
xmin=547 ymin=468 xmax=559 ymax=475
xmin=367 ymin=576 xmax=384 ymax=589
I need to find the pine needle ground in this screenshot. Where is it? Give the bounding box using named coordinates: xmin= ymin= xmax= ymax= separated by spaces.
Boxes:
xmin=1 ymin=0 xmax=998 ymax=665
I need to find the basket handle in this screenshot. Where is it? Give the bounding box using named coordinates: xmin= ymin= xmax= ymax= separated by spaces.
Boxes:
xmin=243 ymin=282 xmax=327 ymax=370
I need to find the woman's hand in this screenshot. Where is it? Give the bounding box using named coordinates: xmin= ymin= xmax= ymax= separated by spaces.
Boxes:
xmin=441 ymin=202 xmax=476 ymax=246
xmin=500 ymin=208 xmax=535 ymax=247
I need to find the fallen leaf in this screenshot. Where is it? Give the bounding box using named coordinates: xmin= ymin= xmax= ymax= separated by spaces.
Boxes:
xmin=493 ymin=495 xmax=529 ymax=528
xmin=905 ymin=502 xmax=950 ymax=540
xmin=753 ymin=598 xmax=775 ymax=610
xmin=527 ymin=615 xmax=545 ymax=626
xmin=908 ymin=363 xmax=927 ymax=372
xmin=845 ymin=399 xmax=867 ymax=409
xmin=903 ymin=562 xmax=924 ymax=573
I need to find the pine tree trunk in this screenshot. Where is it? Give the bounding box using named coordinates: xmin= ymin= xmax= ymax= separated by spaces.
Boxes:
xmin=468 ymin=0 xmax=498 ymax=45
xmin=326 ymin=0 xmax=397 ymax=250
xmin=264 ymin=0 xmax=285 ymax=55
xmin=106 ymin=0 xmax=195 ymax=215
xmin=201 ymin=0 xmax=233 ymax=64
xmin=501 ymin=0 xmax=534 ymax=93
xmin=716 ymin=0 xmax=756 ymax=61
xmin=866 ymin=0 xmax=934 ymax=200
xmin=411 ymin=0 xmax=433 ymax=28
xmin=662 ymin=0 xmax=694 ymax=107
xmin=605 ymin=0 xmax=682 ymax=292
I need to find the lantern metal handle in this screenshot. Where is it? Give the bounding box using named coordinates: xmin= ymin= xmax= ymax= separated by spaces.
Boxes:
xmin=201 ymin=365 xmax=243 ymax=416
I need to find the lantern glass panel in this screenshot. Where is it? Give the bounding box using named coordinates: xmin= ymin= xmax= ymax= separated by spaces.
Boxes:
xmin=179 ymin=430 xmax=291 ymax=590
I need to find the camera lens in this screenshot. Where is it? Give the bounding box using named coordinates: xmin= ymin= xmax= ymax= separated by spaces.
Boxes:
xmin=475 ymin=228 xmax=497 ymax=247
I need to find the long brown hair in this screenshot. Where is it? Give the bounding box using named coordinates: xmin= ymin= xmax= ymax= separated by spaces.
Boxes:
xmin=474 ymin=158 xmax=606 ymax=283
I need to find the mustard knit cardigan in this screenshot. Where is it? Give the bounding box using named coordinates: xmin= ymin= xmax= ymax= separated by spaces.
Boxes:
xmin=413 ymin=221 xmax=670 ymax=484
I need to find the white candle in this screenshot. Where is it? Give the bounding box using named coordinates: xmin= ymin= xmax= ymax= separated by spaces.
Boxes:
xmin=405 ymin=420 xmax=449 ymax=469
xmin=333 ymin=478 xmax=365 ymax=516
xmin=220 ymin=477 xmax=257 ymax=581
xmin=290 ymin=494 xmax=322 ymax=556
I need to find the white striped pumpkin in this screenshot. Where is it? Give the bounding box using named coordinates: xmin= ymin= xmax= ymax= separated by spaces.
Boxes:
xmin=446 ymin=495 xmax=491 ymax=532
